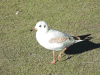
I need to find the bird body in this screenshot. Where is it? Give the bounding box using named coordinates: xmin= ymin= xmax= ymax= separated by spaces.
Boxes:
xmin=31 ymin=21 xmax=83 ymax=64
xmin=36 ymin=29 xmax=76 ymax=51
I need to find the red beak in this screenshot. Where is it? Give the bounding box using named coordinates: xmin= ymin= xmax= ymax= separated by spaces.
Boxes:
xmin=30 ymin=28 xmax=37 ymax=31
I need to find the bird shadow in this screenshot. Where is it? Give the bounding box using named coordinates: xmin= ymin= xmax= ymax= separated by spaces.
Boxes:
xmin=62 ymin=34 xmax=100 ymax=60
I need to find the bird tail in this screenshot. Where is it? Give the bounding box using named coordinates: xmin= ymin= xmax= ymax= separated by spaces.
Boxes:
xmin=71 ymin=35 xmax=83 ymax=43
xmin=74 ymin=40 xmax=83 ymax=43
xmin=71 ymin=34 xmax=91 ymax=43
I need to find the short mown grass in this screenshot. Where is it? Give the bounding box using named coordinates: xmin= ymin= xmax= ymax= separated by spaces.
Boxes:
xmin=0 ymin=0 xmax=100 ymax=75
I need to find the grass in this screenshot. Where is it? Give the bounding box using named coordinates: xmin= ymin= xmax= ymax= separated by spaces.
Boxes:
xmin=0 ymin=0 xmax=100 ymax=75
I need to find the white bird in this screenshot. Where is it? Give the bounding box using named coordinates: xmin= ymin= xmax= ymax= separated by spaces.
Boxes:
xmin=31 ymin=21 xmax=83 ymax=64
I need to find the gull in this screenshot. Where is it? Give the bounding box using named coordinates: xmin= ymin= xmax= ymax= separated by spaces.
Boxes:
xmin=30 ymin=21 xmax=83 ymax=64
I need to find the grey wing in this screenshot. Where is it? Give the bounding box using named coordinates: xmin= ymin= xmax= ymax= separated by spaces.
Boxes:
xmin=47 ymin=29 xmax=75 ymax=44
xmin=47 ymin=29 xmax=75 ymax=47
xmin=48 ymin=29 xmax=73 ymax=39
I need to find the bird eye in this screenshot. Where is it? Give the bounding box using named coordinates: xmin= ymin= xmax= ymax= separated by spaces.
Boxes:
xmin=44 ymin=25 xmax=46 ymax=28
xmin=39 ymin=25 xmax=41 ymax=27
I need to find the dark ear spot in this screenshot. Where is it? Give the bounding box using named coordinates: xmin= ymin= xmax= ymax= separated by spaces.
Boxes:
xmin=44 ymin=25 xmax=46 ymax=28
xmin=39 ymin=25 xmax=41 ymax=27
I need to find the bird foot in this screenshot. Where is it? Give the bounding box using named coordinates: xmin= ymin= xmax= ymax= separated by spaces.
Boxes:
xmin=48 ymin=61 xmax=55 ymax=64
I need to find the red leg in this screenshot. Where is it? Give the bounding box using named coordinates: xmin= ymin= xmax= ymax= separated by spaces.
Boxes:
xmin=58 ymin=47 xmax=67 ymax=61
xmin=49 ymin=50 xmax=55 ymax=64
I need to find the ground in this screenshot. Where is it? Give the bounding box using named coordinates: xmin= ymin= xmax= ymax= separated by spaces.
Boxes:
xmin=0 ymin=0 xmax=100 ymax=75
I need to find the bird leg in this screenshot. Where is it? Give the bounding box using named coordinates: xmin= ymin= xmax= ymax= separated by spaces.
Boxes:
xmin=49 ymin=50 xmax=55 ymax=64
xmin=58 ymin=47 xmax=67 ymax=61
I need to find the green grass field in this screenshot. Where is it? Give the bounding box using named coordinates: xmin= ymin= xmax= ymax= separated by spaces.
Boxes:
xmin=0 ymin=0 xmax=100 ymax=75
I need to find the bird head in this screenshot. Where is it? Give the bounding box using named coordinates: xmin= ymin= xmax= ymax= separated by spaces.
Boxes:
xmin=30 ymin=21 xmax=49 ymax=33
